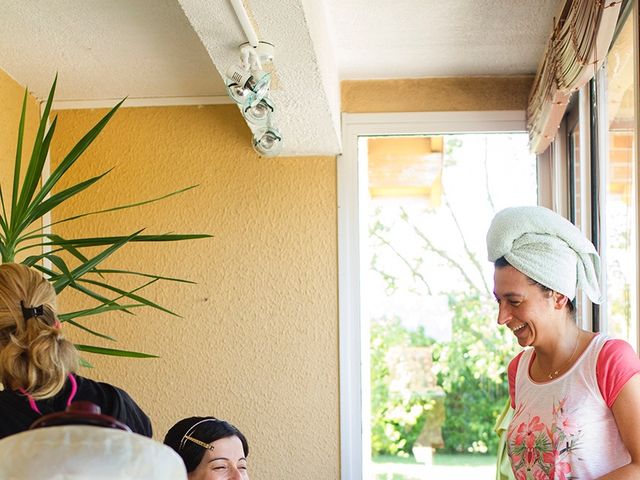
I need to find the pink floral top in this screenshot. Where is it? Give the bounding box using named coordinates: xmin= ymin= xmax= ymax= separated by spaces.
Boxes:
xmin=506 ymin=334 xmax=639 ymax=479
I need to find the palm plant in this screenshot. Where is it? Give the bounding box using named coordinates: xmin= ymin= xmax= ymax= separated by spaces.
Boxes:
xmin=1 ymin=77 xmax=210 ymax=363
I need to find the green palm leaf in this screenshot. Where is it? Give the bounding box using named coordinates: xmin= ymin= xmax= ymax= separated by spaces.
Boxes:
xmin=14 ymin=77 xmax=57 ymax=224
xmin=19 ymin=170 xmax=112 ymax=233
xmin=22 ymin=184 xmax=198 ymax=238
xmin=74 ymin=345 xmax=158 ymax=359
xmin=52 ymin=230 xmax=144 ymax=293
xmin=32 ymin=99 xmax=124 ymax=208
xmin=0 ymin=78 xmax=210 ymax=360
xmin=60 ymin=303 xmax=145 ymax=323
xmin=77 ymin=277 xmax=179 ymax=317
xmin=64 ymin=319 xmax=117 ymax=342
xmin=88 ymin=268 xmax=196 ymax=284
xmin=40 ymin=233 xmax=210 ymax=248
xmin=22 ymin=234 xmax=90 ymax=266
xmin=10 ymin=89 xmax=29 ymax=217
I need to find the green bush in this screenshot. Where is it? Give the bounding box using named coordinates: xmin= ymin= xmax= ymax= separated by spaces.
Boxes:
xmin=433 ymin=293 xmax=515 ymax=454
xmin=370 ymin=317 xmax=435 ymax=456
xmin=370 ymin=294 xmax=516 ymax=457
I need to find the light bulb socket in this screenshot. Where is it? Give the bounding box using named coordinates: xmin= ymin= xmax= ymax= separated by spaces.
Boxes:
xmin=225 ymin=64 xmax=253 ymax=104
xmin=243 ymin=71 xmax=271 ymax=107
xmin=225 ymin=65 xmax=271 ymax=107
xmin=225 ymin=64 xmax=252 ymax=88
xmin=252 ymin=126 xmax=283 ymax=157
xmin=243 ymin=96 xmax=275 ymax=126
xmin=240 ymin=41 xmax=275 ymax=65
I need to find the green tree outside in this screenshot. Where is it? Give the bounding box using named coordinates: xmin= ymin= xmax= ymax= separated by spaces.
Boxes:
xmin=368 ymin=134 xmax=533 ymax=459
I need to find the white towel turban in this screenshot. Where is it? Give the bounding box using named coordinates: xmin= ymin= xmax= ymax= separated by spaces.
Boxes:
xmin=486 ymin=206 xmax=602 ymax=304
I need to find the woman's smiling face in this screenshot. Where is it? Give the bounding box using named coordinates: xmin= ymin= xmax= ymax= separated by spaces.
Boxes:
xmin=493 ymin=265 xmax=558 ymax=347
xmin=187 ymin=435 xmax=248 ymax=480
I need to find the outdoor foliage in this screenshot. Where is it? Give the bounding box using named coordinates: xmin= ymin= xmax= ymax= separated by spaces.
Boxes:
xmin=368 ymin=135 xmax=529 ymax=458
xmin=370 ymin=302 xmax=514 ymax=456
xmin=370 ymin=316 xmax=437 ymax=456
xmin=433 ymin=293 xmax=514 ymax=453
xmin=1 ymin=77 xmax=210 ymax=361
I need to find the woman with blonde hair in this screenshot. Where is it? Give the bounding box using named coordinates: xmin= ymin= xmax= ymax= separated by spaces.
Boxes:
xmin=0 ymin=263 xmax=151 ymax=438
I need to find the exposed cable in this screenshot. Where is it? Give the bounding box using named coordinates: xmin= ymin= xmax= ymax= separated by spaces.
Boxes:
xmin=229 ymin=0 xmax=259 ymax=47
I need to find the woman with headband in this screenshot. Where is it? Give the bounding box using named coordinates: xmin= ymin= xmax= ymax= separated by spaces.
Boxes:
xmin=164 ymin=416 xmax=249 ymax=480
xmin=487 ymin=206 xmax=640 ymax=479
xmin=0 ymin=263 xmax=152 ymax=438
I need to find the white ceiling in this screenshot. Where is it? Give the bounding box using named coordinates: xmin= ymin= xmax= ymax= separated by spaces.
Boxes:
xmin=0 ymin=0 xmax=562 ymax=156
xmin=328 ymin=0 xmax=562 ymax=78
xmin=0 ymin=0 xmax=225 ymax=100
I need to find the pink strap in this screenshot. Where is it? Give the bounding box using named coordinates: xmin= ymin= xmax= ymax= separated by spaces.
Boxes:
xmin=66 ymin=374 xmax=77 ymax=407
xmin=18 ymin=387 xmax=42 ymax=415
xmin=20 ymin=374 xmax=77 ymax=415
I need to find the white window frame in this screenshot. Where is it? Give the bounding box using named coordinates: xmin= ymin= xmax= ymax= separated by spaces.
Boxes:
xmin=338 ymin=111 xmax=535 ymax=480
xmin=548 ymin=85 xmax=596 ymax=330
xmin=633 ymin=0 xmax=640 ymax=351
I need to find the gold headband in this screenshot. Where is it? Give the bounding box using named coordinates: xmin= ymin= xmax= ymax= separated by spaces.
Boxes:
xmin=184 ymin=435 xmax=215 ymax=451
xmin=179 ymin=418 xmax=220 ymax=451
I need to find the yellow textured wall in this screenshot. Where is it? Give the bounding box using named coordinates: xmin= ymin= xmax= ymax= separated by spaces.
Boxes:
xmin=341 ymin=76 xmax=534 ymax=112
xmin=3 ymin=70 xmax=533 ymax=480
xmin=49 ymin=105 xmax=338 ymax=480
xmin=0 ymin=69 xmax=40 ymax=213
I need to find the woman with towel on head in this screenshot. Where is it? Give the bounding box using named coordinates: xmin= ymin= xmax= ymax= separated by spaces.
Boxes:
xmin=487 ymin=206 xmax=640 ymax=479
xmin=164 ymin=416 xmax=249 ymax=480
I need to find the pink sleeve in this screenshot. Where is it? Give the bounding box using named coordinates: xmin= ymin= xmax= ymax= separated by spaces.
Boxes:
xmin=508 ymin=352 xmax=524 ymax=409
xmin=597 ymin=339 xmax=640 ymax=407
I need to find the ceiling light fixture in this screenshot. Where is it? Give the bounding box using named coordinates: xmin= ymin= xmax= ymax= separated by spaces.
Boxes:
xmin=253 ymin=125 xmax=283 ymax=157
xmin=227 ymin=0 xmax=282 ymax=157
xmin=225 ymin=42 xmax=273 ymax=108
xmin=243 ymin=96 xmax=275 ymax=126
xmin=225 ymin=65 xmax=270 ymax=107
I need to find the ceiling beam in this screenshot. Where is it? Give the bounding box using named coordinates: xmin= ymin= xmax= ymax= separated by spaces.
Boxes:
xmin=178 ymin=0 xmax=341 ymax=156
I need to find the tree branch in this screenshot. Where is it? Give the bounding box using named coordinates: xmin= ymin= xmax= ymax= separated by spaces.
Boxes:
xmin=399 ymin=207 xmax=481 ymax=295
xmin=371 ymin=230 xmax=433 ymax=295
xmin=442 ymin=194 xmax=491 ymax=297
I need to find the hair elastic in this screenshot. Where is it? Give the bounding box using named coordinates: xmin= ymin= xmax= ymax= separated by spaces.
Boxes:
xmin=20 ymin=301 xmax=61 ymax=328
xmin=21 ymin=301 xmax=44 ymax=321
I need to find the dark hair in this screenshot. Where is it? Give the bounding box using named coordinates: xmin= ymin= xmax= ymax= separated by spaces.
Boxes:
xmin=494 ymin=256 xmax=575 ymax=313
xmin=164 ymin=416 xmax=249 ymax=472
xmin=493 ymin=256 xmax=510 ymax=269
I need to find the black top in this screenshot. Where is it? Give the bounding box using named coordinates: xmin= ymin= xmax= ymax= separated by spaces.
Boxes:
xmin=0 ymin=374 xmax=152 ymax=439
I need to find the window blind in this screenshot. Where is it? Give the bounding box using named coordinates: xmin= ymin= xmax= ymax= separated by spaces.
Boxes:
xmin=527 ymin=0 xmax=622 ymax=154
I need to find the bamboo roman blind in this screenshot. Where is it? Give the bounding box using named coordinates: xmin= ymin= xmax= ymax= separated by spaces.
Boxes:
xmin=527 ymin=0 xmax=622 ymax=154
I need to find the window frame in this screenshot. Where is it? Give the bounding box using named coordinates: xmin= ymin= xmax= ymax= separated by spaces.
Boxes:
xmin=552 ymin=0 xmax=640 ymax=341
xmin=338 ymin=111 xmax=534 ymax=480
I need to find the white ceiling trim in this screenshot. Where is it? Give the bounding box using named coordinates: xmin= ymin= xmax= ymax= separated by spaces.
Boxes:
xmin=52 ymin=95 xmax=233 ymax=111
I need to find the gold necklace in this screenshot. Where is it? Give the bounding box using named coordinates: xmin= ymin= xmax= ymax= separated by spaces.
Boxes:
xmin=547 ymin=329 xmax=581 ymax=380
